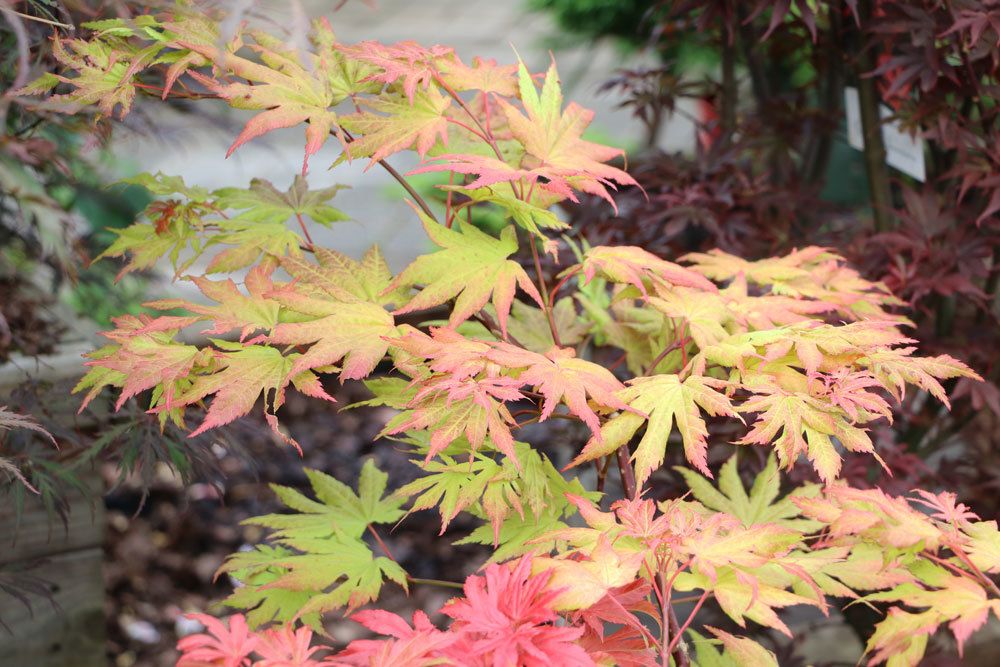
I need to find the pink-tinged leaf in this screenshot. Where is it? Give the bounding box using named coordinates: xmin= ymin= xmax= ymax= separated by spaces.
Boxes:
xmin=441 ymin=557 xmax=595 ymax=666
xmin=573 ymin=375 xmax=737 ymax=487
xmin=176 ymin=613 xmax=257 ymax=667
xmin=487 ymin=344 xmax=630 ymax=437
xmin=269 ymin=300 xmax=395 ymax=381
xmin=340 ymin=86 xmax=451 ymax=166
xmin=177 ymin=345 xmax=294 ymax=437
xmin=578 ymin=246 xmax=718 ymax=295
xmin=337 ymin=40 xmax=454 ymax=102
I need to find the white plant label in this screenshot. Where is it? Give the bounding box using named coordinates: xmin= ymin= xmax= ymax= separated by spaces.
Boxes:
xmin=844 ymin=86 xmax=926 ymax=182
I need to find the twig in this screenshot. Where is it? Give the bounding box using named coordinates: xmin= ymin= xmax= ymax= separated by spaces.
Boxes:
xmin=616 ymin=444 xmax=637 ymax=500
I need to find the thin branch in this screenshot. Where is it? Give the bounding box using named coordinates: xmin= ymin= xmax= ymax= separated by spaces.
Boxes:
xmin=340 ymin=128 xmax=440 ymax=224
xmin=616 ymin=444 xmax=637 ymax=500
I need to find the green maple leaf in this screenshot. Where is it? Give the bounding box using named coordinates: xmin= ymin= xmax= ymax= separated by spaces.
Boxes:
xmin=573 ymin=375 xmax=737 ymax=487
xmin=387 ymin=208 xmax=543 ymax=333
xmin=501 ymin=298 xmax=587 ymax=353
xmin=349 ymin=377 xmax=418 ymax=410
xmin=687 ymin=628 xmax=779 ymax=667
xmin=96 ymin=173 xmax=212 ymax=278
xmin=280 ymin=246 xmax=409 ymax=307
xmin=219 ymin=545 xmax=322 ymax=629
xmin=340 ymin=87 xmax=452 ymax=165
xmin=266 ymin=534 xmax=408 ymax=615
xmin=247 ymin=460 xmax=405 ymax=541
xmin=203 ymin=218 xmax=305 ymax=274
xmin=17 ymin=36 xmax=158 ymax=118
xmin=451 ymin=183 xmax=568 ymax=239
xmin=456 ymin=504 xmax=574 ymax=564
xmin=675 ymin=454 xmax=820 ymax=531
xmin=214 ymin=175 xmax=348 ymax=227
xmin=397 ymin=442 xmax=575 ymax=542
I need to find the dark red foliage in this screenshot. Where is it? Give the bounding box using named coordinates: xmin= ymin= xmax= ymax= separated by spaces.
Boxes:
xmin=548 ymin=0 xmax=1000 ymax=521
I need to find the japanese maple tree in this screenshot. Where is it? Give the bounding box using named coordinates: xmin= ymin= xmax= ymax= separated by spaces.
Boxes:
xmin=17 ymin=2 xmax=1000 ymax=665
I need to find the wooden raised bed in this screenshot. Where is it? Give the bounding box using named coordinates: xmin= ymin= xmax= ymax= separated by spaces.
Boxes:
xmin=0 ymin=343 xmax=106 ymax=667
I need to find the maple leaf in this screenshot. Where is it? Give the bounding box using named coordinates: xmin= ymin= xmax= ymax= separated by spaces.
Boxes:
xmin=448 ymin=183 xmax=569 ymax=240
xmin=398 ymin=442 xmax=578 ymax=544
xmin=340 ymin=87 xmax=451 ymax=165
xmin=176 ymin=613 xmax=257 ymax=667
xmin=176 ymin=342 xmax=331 ymax=440
xmin=488 ymin=343 xmax=631 ymax=436
xmin=214 ymin=175 xmax=349 ymax=227
xmin=384 ymin=375 xmax=523 ymax=463
xmin=263 ymin=533 xmax=408 ymax=616
xmin=254 ymin=625 xmax=327 ymax=667
xmin=281 ymin=245 xmax=408 ymax=307
xmin=647 ymin=286 xmax=732 ymax=349
xmin=577 ymin=245 xmax=717 ymax=296
xmin=497 ymin=60 xmax=638 ymax=207
xmin=441 ymin=557 xmax=595 ymax=667
xmin=203 ymin=217 xmax=306 ymax=274
xmin=863 ymin=569 xmax=1000 ymax=664
xmin=438 ymin=55 xmax=518 ymax=96
xmin=95 ymin=173 xmax=212 ymax=279
xmin=675 ymin=454 xmax=821 ymax=531
xmin=703 ymin=627 xmax=779 ymax=667
xmin=793 ymin=486 xmax=944 ymax=550
xmin=737 ymin=383 xmax=877 ymax=483
xmin=247 ymin=461 xmax=405 ymax=541
xmin=682 ymin=247 xmax=905 ymax=322
xmin=503 ymin=298 xmax=587 ymax=353
xmin=573 ymin=375 xmax=737 ymax=486
xmin=674 ymin=567 xmax=818 ymax=637
xmin=17 ymin=35 xmax=160 ymax=119
xmin=335 ymin=610 xmax=455 ymax=667
xmin=386 ymin=208 xmax=543 ymax=334
xmin=860 ymin=347 xmax=980 ymax=407
xmin=73 ymin=314 xmax=208 ymax=412
xmin=388 ymin=326 xmax=493 ymax=382
xmin=337 ymin=40 xmax=454 ymax=102
xmin=532 ymin=535 xmax=647 ymax=611
xmin=220 ymin=545 xmax=323 ymax=629
xmin=268 ymin=299 xmax=396 ymax=381
xmin=964 ymin=521 xmax=1000 ymax=574
xmin=181 ymin=36 xmax=345 ymax=174
xmin=144 ymin=265 xmax=281 ymax=341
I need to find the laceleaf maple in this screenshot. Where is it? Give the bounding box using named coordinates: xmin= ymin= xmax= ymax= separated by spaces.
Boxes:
xmin=20 ymin=3 xmax=999 ymax=665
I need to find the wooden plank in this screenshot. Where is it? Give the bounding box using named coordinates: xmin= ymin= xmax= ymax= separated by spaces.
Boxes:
xmin=0 ymin=471 xmax=103 ymax=566
xmin=0 ymin=547 xmax=105 ymax=667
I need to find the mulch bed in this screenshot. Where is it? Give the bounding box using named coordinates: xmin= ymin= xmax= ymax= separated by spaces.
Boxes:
xmin=103 ymin=383 xmax=496 ymax=666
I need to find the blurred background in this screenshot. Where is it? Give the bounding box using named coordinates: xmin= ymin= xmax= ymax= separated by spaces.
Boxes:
xmin=4 ymin=0 xmax=1000 ymax=665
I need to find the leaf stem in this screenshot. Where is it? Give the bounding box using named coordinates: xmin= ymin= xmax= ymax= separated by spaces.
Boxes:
xmin=367 ymin=524 xmax=397 ymax=562
xmin=408 ymin=576 xmax=464 ymax=590
xmin=529 ymin=237 xmax=562 ymax=347
xmin=294 ymin=212 xmax=315 ymax=248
